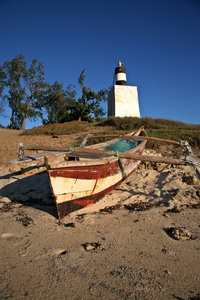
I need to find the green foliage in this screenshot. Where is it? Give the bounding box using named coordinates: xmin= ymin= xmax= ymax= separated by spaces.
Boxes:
xmin=42 ymin=82 xmax=76 ymax=125
xmin=1 ymin=54 xmax=26 ymax=128
xmin=0 ymin=66 xmax=6 ymax=115
xmin=1 ymin=56 xmax=109 ymax=127
xmin=20 ymin=58 xmax=46 ymax=130
xmin=69 ymin=69 xmax=108 ymax=121
xmin=42 ymin=69 xmax=108 ymax=124
xmin=0 ymin=55 xmax=46 ymax=129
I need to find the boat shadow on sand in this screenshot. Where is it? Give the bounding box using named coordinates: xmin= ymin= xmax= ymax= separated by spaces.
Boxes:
xmin=0 ymin=170 xmax=58 ymax=218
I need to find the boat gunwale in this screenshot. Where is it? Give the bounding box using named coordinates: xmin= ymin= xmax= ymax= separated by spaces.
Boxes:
xmin=46 ymin=137 xmax=147 ymax=169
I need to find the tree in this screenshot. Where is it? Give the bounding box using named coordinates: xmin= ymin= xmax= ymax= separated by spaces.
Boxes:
xmin=42 ymin=82 xmax=76 ymax=125
xmin=1 ymin=55 xmax=26 ymax=128
xmin=0 ymin=55 xmax=46 ymax=129
xmin=0 ymin=66 xmax=6 ymax=115
xmin=21 ymin=58 xmax=46 ymax=130
xmin=70 ymin=69 xmax=108 ymax=121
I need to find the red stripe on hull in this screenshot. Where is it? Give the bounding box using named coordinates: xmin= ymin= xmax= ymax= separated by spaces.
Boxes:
xmin=49 ymin=145 xmax=145 ymax=181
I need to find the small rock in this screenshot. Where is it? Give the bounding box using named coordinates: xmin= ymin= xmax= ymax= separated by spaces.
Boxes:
xmin=9 ymin=166 xmax=21 ymax=173
xmin=163 ymin=213 xmax=170 ymax=218
xmin=162 ymin=248 xmax=175 ymax=255
xmin=82 ymin=242 xmax=103 ymax=252
xmin=166 ymin=227 xmax=193 ymax=240
xmin=86 ymin=244 xmax=96 ymax=251
xmin=164 ymin=270 xmax=171 ymax=275
xmin=154 ymin=188 xmax=161 ymax=197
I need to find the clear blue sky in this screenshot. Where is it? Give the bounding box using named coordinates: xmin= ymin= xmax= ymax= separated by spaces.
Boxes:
xmin=0 ymin=0 xmax=200 ymax=128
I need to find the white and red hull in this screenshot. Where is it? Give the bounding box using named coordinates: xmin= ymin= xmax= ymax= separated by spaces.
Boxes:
xmin=46 ymin=132 xmax=147 ymax=218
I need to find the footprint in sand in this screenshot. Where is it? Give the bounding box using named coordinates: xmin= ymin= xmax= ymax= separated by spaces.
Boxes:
xmin=1 ymin=233 xmax=31 ymax=256
xmin=17 ymin=239 xmax=31 ymax=256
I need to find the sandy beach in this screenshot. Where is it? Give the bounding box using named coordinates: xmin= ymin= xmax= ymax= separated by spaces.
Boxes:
xmin=0 ymin=129 xmax=200 ymax=299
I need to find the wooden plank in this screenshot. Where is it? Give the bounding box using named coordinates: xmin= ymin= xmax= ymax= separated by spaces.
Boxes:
xmin=46 ymin=157 xmax=117 ymax=169
xmin=66 ymin=151 xmax=108 ymax=159
xmin=8 ymin=151 xmax=65 ymax=166
xmin=22 ymin=145 xmax=70 ymax=152
xmin=132 ymin=126 xmax=145 ymax=136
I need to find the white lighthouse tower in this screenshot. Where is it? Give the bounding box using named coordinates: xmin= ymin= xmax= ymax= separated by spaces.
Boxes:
xmin=108 ymin=61 xmax=141 ymax=118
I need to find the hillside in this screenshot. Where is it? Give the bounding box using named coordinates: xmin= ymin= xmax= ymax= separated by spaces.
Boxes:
xmin=21 ymin=117 xmax=200 ymax=149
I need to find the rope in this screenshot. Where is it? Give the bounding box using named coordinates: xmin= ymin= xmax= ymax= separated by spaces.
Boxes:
xmin=179 ymin=140 xmax=193 ymax=155
xmin=68 ymin=146 xmax=78 ymax=152
xmin=113 ymin=151 xmax=123 ymax=163
xmin=186 ymin=156 xmax=200 ymax=180
xmin=84 ymin=138 xmax=89 ymax=146
xmin=187 ymin=156 xmax=200 ymax=168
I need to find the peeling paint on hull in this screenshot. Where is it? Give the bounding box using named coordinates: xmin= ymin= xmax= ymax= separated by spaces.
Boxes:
xmin=47 ymin=138 xmax=146 ymax=219
xmin=56 ymin=163 xmax=140 ymax=219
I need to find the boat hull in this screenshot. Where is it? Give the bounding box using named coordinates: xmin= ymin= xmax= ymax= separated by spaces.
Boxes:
xmin=54 ymin=161 xmax=141 ymax=218
xmin=47 ymin=140 xmax=146 ymax=218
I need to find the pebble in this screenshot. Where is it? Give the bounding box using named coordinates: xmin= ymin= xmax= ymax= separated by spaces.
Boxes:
xmin=9 ymin=167 xmax=21 ymax=173
xmin=86 ymin=244 xmax=96 ymax=251
xmin=166 ymin=227 xmax=193 ymax=240
xmin=83 ymin=242 xmax=103 ymax=252
xmin=163 ymin=213 xmax=170 ymax=218
xmin=154 ymin=188 xmax=161 ymax=197
xmin=164 ymin=270 xmax=171 ymax=275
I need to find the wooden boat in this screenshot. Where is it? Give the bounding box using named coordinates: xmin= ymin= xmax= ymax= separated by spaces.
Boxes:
xmin=44 ymin=127 xmax=147 ymax=218
xmin=10 ymin=127 xmax=199 ymax=219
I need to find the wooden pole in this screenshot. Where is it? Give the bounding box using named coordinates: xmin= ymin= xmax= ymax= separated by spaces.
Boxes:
xmin=88 ymin=135 xmax=180 ymax=145
xmin=73 ymin=147 xmax=186 ymax=165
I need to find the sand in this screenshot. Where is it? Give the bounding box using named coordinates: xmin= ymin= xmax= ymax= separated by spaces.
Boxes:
xmin=0 ymin=129 xmax=200 ymax=300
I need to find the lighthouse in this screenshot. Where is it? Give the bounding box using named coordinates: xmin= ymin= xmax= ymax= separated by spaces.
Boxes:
xmin=115 ymin=60 xmax=127 ymax=85
xmin=108 ymin=61 xmax=141 ymax=118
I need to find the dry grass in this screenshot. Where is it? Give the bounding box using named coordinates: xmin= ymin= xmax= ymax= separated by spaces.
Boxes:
xmin=20 ymin=117 xmax=200 ymax=149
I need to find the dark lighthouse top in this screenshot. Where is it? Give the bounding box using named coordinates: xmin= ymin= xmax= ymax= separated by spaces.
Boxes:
xmin=115 ymin=61 xmax=127 ymax=85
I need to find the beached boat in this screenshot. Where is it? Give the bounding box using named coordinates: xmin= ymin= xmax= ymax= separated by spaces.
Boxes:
xmin=44 ymin=128 xmax=147 ymax=218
